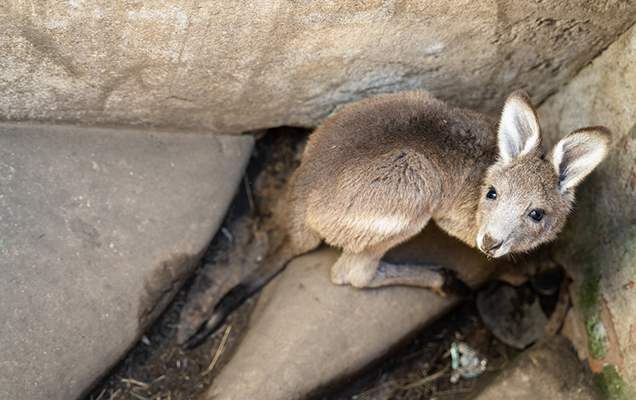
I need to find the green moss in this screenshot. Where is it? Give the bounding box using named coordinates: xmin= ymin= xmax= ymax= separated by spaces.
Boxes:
xmin=584 ymin=316 xmax=609 ymax=359
xmin=593 ymin=365 xmax=635 ymax=400
xmin=550 ymin=160 xmax=636 ymax=392
xmin=575 ymin=269 xmax=601 ymax=316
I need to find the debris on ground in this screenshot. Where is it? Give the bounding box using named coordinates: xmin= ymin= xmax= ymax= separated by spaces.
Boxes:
xmin=450 ymin=342 xmax=488 ymax=383
xmin=327 ymin=303 xmax=518 ymax=400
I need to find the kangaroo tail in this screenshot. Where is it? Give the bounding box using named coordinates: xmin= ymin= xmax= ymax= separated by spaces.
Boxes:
xmin=181 ymin=239 xmax=296 ymax=349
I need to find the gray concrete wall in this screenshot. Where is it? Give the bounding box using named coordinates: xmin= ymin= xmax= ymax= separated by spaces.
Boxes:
xmin=1 ymin=1 xmax=635 ymax=134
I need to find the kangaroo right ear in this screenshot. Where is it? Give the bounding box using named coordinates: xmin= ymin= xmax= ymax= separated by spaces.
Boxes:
xmin=551 ymin=127 xmax=612 ymax=193
xmin=498 ymin=90 xmax=541 ymax=164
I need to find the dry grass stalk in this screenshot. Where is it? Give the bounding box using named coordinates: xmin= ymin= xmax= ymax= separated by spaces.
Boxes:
xmin=94 ymin=389 xmax=107 ymax=400
xmin=391 ymin=366 xmax=449 ymax=394
xmin=202 ymin=325 xmax=232 ymax=376
xmin=129 ymin=392 xmax=149 ymax=400
xmin=433 ymin=379 xmax=477 ymax=396
xmin=150 ymin=375 xmax=166 ymax=385
xmin=243 ymin=174 xmax=255 ymax=214
xmin=121 ymin=378 xmax=149 ymax=389
xmin=402 ymin=344 xmax=437 ymax=362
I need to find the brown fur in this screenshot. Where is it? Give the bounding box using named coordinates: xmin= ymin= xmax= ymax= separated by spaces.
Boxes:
xmin=186 ymin=89 xmax=611 ymax=346
xmin=282 ymin=89 xmax=610 ymax=288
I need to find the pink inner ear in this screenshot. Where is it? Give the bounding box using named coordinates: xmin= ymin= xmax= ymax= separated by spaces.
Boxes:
xmin=497 ymin=95 xmax=541 ymax=163
xmin=552 ymin=129 xmax=611 ymax=192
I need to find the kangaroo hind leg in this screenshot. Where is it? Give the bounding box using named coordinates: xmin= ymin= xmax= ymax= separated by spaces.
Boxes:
xmin=331 ymin=250 xmax=470 ymax=297
xmin=367 ymin=261 xmax=472 ymax=297
xmin=329 ymin=218 xmax=471 ymax=297
xmin=331 ymin=250 xmax=383 ymax=288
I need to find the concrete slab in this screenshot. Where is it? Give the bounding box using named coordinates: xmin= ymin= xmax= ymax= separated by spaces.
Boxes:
xmin=0 ymin=124 xmax=253 ymax=400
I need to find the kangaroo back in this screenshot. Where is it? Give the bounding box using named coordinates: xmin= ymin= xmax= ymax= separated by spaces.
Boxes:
xmin=288 ymin=90 xmax=501 ymax=251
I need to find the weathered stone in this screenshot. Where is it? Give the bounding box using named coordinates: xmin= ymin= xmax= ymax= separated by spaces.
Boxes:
xmin=468 ymin=335 xmax=601 ymax=400
xmin=537 ymin=23 xmax=636 ymax=396
xmin=0 ymin=124 xmax=253 ymax=400
xmin=205 ymin=224 xmax=504 ymax=400
xmin=1 ymin=1 xmax=635 ymax=134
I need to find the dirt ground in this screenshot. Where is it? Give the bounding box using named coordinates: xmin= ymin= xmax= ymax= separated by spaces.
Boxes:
xmin=84 ymin=128 xmax=552 ymax=400
xmin=326 ymin=302 xmax=519 ymax=400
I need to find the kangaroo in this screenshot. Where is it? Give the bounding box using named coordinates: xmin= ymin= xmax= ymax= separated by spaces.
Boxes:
xmin=183 ymin=89 xmax=611 ymax=348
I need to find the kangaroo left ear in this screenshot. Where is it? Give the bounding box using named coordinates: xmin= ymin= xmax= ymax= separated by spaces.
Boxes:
xmin=550 ymin=126 xmax=612 ymax=193
xmin=498 ymin=90 xmax=542 ymax=164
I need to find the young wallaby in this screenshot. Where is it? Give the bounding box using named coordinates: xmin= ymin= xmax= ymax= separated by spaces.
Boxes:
xmin=184 ymin=89 xmax=611 ymax=347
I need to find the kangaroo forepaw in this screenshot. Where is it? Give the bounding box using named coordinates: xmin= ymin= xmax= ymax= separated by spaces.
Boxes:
xmin=437 ymin=269 xmax=473 ymax=298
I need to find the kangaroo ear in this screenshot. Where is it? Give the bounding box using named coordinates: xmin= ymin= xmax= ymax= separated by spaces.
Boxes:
xmin=551 ymin=127 xmax=612 ymax=193
xmin=498 ymin=90 xmax=542 ymax=164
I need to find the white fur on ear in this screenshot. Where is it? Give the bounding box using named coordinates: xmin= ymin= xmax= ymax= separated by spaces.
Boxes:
xmin=551 ymin=127 xmax=612 ymax=193
xmin=498 ymin=90 xmax=541 ymax=164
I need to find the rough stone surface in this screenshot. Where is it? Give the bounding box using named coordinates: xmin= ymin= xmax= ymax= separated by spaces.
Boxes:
xmin=206 ymin=224 xmax=505 ymax=400
xmin=1 ymin=1 xmax=635 ymax=134
xmin=0 ymin=124 xmax=253 ymax=400
xmin=537 ymin=23 xmax=636 ymax=395
xmin=467 ymin=335 xmax=600 ymax=400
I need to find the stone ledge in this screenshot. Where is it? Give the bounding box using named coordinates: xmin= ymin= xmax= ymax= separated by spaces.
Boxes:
xmin=0 ymin=124 xmax=253 ymax=400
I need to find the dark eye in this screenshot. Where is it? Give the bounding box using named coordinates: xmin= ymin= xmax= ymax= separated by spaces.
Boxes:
xmin=529 ymin=209 xmax=544 ymax=221
xmin=486 ymin=188 xmax=497 ymax=200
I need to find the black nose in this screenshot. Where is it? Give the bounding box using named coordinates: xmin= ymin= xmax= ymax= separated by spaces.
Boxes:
xmin=481 ymin=235 xmax=503 ymax=255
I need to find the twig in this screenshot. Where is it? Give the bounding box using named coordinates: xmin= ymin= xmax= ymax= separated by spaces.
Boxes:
xmin=108 ymin=388 xmax=121 ymax=400
xmin=402 ymin=344 xmax=437 ymax=361
xmin=129 ymin=392 xmax=149 ymax=400
xmin=202 ymin=325 xmax=232 ymax=376
xmin=379 ymin=367 xmax=449 ymax=400
xmin=120 ymin=378 xmax=149 ymax=389
xmin=396 ymin=366 xmax=449 ymax=392
xmin=150 ymin=375 xmax=166 ymax=385
xmin=243 ymin=174 xmax=255 ymax=214
xmin=434 ymin=379 xmax=477 ymax=396
xmin=163 ymin=347 xmax=176 ymax=364
xmin=352 ymin=380 xmax=400 ymax=399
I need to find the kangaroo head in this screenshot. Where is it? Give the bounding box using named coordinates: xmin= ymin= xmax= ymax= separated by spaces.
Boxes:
xmin=476 ymin=90 xmax=611 ymax=258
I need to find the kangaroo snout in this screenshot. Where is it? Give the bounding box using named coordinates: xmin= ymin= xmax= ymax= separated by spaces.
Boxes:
xmin=480 ymin=234 xmax=503 ymax=257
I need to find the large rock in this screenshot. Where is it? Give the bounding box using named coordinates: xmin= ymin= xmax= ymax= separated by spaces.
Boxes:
xmin=206 ymin=224 xmax=505 ymax=400
xmin=1 ymin=1 xmax=635 ymax=134
xmin=537 ymin=24 xmax=636 ymax=397
xmin=468 ymin=335 xmax=600 ymax=400
xmin=0 ymin=124 xmax=253 ymax=400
